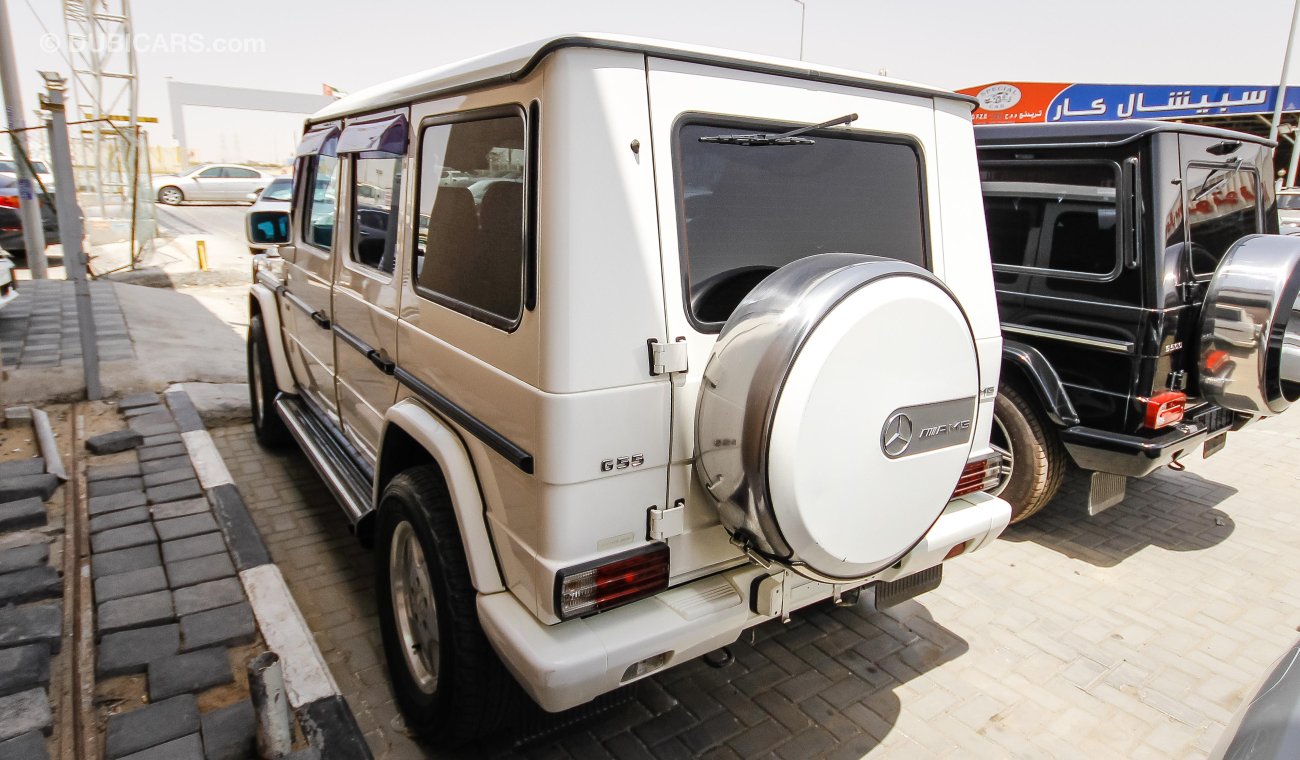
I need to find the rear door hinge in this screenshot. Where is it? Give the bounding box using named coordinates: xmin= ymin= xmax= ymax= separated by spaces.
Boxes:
xmin=647 ymin=500 xmax=686 ymax=540
xmin=647 ymin=337 xmax=688 ymax=376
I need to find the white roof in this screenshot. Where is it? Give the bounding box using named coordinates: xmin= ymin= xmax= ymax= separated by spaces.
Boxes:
xmin=309 ymin=33 xmax=971 ymax=123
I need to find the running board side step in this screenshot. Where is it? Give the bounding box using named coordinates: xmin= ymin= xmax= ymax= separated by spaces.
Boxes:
xmin=275 ymin=396 xmax=372 ymax=526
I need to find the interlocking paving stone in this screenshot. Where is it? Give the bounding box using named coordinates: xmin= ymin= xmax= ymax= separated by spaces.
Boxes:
xmin=141 ymin=467 xmax=195 ymax=489
xmin=118 ymin=392 xmax=161 ymax=410
xmin=146 ymin=479 xmax=203 ymax=505
xmin=160 ymin=533 xmax=226 ymax=565
xmin=148 ymin=647 xmax=233 ymax=701
xmin=95 ymin=566 xmax=168 ymax=603
xmin=0 ymin=475 xmax=57 ymax=505
xmin=140 ymin=433 xmax=182 ymax=448
xmin=90 ymin=523 xmax=157 ymax=554
xmin=155 ymin=513 xmax=218 ymax=543
xmin=179 ymin=602 xmax=255 ymax=651
xmin=0 ymin=499 xmax=47 ymax=532
xmin=0 ymin=602 xmax=61 ymax=652
xmin=139 ymin=455 xmax=191 ymax=475
xmin=97 ymin=590 xmax=174 ymax=636
xmin=131 ymin=422 xmax=179 ymax=439
xmin=199 ymin=699 xmax=254 ymax=760
xmin=138 ymin=443 xmax=187 ymax=463
xmin=0 ymin=645 xmax=49 ymax=698
xmin=88 ymin=506 xmax=150 ymax=534
xmin=0 ymin=731 xmax=48 ymax=760
xmin=122 ymin=404 xmax=167 ymax=419
xmin=103 ymin=694 xmax=198 ymax=759
xmin=87 ymin=477 xmax=144 ymax=498
xmin=87 ymin=490 xmax=147 ymax=516
xmin=118 ymin=733 xmax=203 ymax=760
xmin=97 ymin=624 xmax=180 ymax=678
xmin=86 ymin=429 xmax=143 ymax=455
xmin=149 ymin=498 xmax=209 ymax=521
xmin=86 ymin=461 xmax=142 ymax=482
xmin=0 ymin=566 xmax=60 ymax=605
xmin=166 ymin=552 xmax=235 ymax=589
xmin=207 ymin=484 xmax=270 ymax=571
xmin=91 ymin=544 xmax=161 ymax=579
xmin=0 ymin=688 xmax=52 ymax=742
xmin=172 ymin=577 xmax=244 ymax=617
xmin=0 ymin=544 xmax=47 ymax=575
xmin=0 ymin=459 xmax=44 ymax=479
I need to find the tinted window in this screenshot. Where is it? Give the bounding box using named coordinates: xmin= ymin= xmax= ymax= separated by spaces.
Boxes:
xmin=350 ymin=157 xmax=402 ymax=274
xmin=1279 ymin=193 xmax=1300 ymax=211
xmin=413 ymin=114 xmax=526 ymax=328
xmin=197 ymin=167 xmax=223 ymax=178
xmin=303 ymin=155 xmax=340 ymax=250
xmin=676 ymin=121 xmax=925 ymax=325
xmin=262 ymin=178 xmax=293 ymax=201
xmin=224 ymin=167 xmax=260 ymax=179
xmin=980 ymin=162 xmax=1119 ymax=276
xmin=1186 ymin=163 xmax=1260 ymax=276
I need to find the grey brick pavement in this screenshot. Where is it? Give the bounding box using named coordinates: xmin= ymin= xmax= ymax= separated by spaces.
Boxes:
xmin=210 ymin=407 xmax=1300 ymax=759
xmin=0 ymin=279 xmax=132 ymax=368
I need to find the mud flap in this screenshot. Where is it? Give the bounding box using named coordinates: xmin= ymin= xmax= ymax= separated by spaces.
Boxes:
xmin=874 ymin=564 xmax=942 ymax=609
xmin=1087 ymin=471 xmax=1127 ymax=516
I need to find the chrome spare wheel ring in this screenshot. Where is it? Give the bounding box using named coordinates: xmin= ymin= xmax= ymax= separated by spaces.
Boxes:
xmin=989 ymin=413 xmax=1014 ymax=497
xmin=390 ymin=521 xmax=440 ymax=694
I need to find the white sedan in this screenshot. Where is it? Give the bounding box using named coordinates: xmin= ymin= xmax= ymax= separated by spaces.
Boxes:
xmin=153 ymin=164 xmax=276 ymax=205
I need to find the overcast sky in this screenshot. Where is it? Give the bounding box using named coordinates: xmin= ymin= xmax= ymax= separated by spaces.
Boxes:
xmin=8 ymin=0 xmax=1300 ymax=165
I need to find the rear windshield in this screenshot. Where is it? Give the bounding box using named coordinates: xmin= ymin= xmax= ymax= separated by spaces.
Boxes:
xmin=1185 ymin=163 xmax=1261 ymax=276
xmin=675 ymin=120 xmax=926 ymax=327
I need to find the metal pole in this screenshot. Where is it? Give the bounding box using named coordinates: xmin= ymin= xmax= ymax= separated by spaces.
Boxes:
xmin=1270 ymin=0 xmax=1300 ymax=144
xmin=41 ymin=71 xmax=99 ymax=400
xmin=248 ymin=652 xmax=292 ymax=759
xmin=0 ymin=0 xmax=48 ymax=277
xmin=793 ymin=0 xmax=806 ymax=61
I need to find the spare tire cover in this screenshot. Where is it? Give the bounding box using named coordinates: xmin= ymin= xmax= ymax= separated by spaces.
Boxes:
xmin=695 ymin=254 xmax=980 ymax=581
xmin=1198 ymin=234 xmax=1300 ymax=415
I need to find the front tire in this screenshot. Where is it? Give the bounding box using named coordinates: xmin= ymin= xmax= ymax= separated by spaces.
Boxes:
xmin=375 ymin=467 xmax=523 ymax=746
xmin=991 ymin=383 xmax=1067 ymax=523
xmin=247 ymin=314 xmax=290 ymax=447
xmin=157 ymin=186 xmax=184 ymax=205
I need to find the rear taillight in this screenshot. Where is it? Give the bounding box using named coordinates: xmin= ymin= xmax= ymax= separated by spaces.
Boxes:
xmin=952 ymin=452 xmax=1000 ymax=499
xmin=1141 ymin=391 xmax=1186 ymax=429
xmin=0 ymin=196 xmax=19 ymax=209
xmin=556 ymin=543 xmax=669 ymax=620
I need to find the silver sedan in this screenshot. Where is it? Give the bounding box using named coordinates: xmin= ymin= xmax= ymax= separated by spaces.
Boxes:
xmin=153 ymin=164 xmax=276 ymax=205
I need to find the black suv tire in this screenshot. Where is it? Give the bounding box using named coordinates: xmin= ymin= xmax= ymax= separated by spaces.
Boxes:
xmin=247 ymin=314 xmax=291 ymax=447
xmin=375 ymin=466 xmax=523 ymax=746
xmin=993 ymin=383 xmax=1066 ymax=523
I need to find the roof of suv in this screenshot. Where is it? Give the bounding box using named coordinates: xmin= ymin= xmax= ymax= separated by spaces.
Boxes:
xmin=974 ymin=120 xmax=1276 ymax=149
xmin=309 ymin=33 xmax=976 ymax=123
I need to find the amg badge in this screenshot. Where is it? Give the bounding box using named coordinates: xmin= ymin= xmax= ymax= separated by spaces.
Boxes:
xmin=880 ymin=397 xmax=976 ymax=459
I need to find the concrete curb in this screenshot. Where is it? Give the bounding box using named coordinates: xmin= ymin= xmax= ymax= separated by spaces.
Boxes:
xmin=165 ymin=389 xmax=372 ymax=760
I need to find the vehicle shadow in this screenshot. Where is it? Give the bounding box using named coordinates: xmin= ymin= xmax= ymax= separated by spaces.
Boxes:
xmin=490 ymin=595 xmax=967 ymax=759
xmin=1000 ymin=466 xmax=1237 ymax=568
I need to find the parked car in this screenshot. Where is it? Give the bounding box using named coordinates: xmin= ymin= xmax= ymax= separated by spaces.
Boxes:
xmin=0 ymin=156 xmax=55 ymax=191
xmin=152 ymin=163 xmax=275 ymax=205
xmin=245 ymin=176 xmax=293 ymax=254
xmin=0 ymin=173 xmax=60 ymax=258
xmin=246 ymin=34 xmax=1012 ymax=744
xmin=976 ymin=121 xmax=1300 ymax=522
xmin=1279 ymin=188 xmax=1300 ymax=234
xmin=1210 ymin=637 xmax=1300 ymax=759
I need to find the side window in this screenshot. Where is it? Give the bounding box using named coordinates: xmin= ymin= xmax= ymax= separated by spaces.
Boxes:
xmin=349 ymin=156 xmax=402 ymax=274
xmin=1185 ymin=163 xmax=1260 ymax=277
xmin=980 ymin=162 xmax=1120 ymax=277
xmin=303 ymin=154 xmax=340 ymax=251
xmin=412 ymin=112 xmax=526 ymax=329
xmin=225 ymin=167 xmax=260 ymax=179
xmin=197 ymin=167 xmax=223 ymax=178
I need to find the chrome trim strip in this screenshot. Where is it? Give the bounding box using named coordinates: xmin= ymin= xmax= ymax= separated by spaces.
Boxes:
xmin=1002 ymin=323 xmax=1134 ymax=354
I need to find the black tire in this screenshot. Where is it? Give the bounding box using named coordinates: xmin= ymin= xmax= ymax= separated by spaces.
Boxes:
xmin=992 ymin=383 xmax=1067 ymax=523
xmin=375 ymin=466 xmax=525 ymax=746
xmin=157 ymin=185 xmax=184 ymax=205
xmin=247 ymin=314 xmax=291 ymax=447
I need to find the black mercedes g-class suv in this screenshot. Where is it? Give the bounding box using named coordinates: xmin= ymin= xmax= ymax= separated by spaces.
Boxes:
xmin=976 ymin=120 xmax=1300 ymax=522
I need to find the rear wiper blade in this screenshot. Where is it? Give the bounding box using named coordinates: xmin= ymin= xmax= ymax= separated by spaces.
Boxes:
xmin=1193 ymin=158 xmax=1243 ymax=202
xmin=698 ymin=113 xmax=858 ymax=146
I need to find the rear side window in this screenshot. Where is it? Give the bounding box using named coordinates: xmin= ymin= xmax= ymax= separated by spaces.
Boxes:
xmin=350 ymin=157 xmax=402 ymax=274
xmin=224 ymin=167 xmax=260 ymax=179
xmin=303 ymin=154 xmax=340 ymax=250
xmin=1185 ymin=163 xmax=1260 ymax=276
xmin=412 ymin=112 xmax=527 ymax=329
xmin=980 ymin=162 xmax=1119 ymax=277
xmin=197 ymin=167 xmax=223 ymax=178
xmin=675 ymin=120 xmax=926 ymax=327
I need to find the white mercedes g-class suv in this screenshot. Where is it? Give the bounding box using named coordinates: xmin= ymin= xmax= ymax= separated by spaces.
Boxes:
xmin=245 ymin=34 xmax=1012 ymax=744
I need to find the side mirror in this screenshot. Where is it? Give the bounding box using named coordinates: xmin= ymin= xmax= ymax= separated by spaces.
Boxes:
xmin=248 ymin=210 xmax=290 ymax=246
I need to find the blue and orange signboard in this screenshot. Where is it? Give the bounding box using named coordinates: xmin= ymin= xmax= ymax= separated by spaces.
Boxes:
xmin=958 ymin=82 xmax=1300 ymax=124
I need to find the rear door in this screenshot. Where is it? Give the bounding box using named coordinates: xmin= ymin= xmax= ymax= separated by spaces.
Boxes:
xmin=188 ymin=166 xmax=226 ymax=200
xmin=220 ymin=166 xmax=264 ymax=199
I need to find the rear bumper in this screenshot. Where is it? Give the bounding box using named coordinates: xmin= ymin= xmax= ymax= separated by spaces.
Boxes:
xmin=477 ymin=491 xmax=1011 ymax=713
xmin=1059 ymin=406 xmax=1235 ymax=478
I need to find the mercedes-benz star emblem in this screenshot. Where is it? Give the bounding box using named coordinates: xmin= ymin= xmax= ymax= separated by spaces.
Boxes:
xmin=881 ymin=412 xmax=913 ymax=457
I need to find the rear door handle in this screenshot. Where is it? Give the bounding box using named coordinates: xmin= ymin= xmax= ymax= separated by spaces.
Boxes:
xmin=366 ymin=349 xmax=395 ymax=375
xmin=310 ymin=310 xmax=331 ymax=329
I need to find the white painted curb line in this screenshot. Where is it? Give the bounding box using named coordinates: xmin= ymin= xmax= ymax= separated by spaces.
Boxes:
xmin=240 ymin=563 xmax=340 ymax=709
xmin=181 ymin=429 xmax=235 ymax=489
